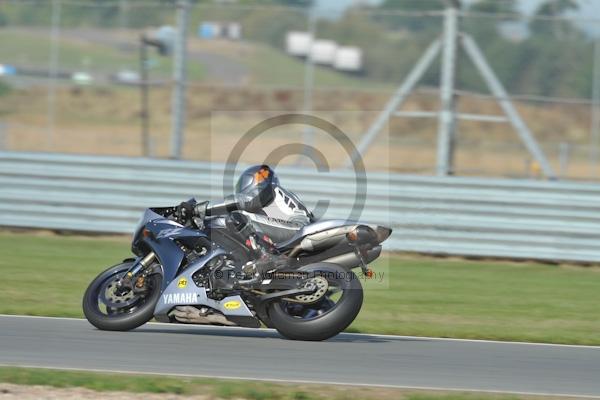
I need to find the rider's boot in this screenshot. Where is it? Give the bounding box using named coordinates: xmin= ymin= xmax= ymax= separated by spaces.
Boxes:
xmin=225 ymin=211 xmax=288 ymax=277
xmin=242 ymin=234 xmax=288 ymax=277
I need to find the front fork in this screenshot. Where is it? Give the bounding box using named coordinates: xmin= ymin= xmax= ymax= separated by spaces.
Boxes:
xmin=118 ymin=252 xmax=156 ymax=290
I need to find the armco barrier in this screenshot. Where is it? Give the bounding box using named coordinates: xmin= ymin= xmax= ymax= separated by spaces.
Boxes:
xmin=1 ymin=151 xmax=600 ymax=263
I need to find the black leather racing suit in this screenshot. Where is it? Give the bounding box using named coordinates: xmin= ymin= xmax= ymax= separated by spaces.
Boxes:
xmin=200 ymin=183 xmax=311 ymax=245
xmin=190 ymin=165 xmax=313 ymax=245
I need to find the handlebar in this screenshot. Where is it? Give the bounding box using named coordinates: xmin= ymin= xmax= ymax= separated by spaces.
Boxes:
xmin=175 ymin=193 xmax=255 ymax=225
xmin=203 ymin=197 xmax=239 ymax=216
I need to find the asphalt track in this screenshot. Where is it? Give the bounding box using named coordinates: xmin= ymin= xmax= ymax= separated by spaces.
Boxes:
xmin=1 ymin=315 xmax=600 ymax=398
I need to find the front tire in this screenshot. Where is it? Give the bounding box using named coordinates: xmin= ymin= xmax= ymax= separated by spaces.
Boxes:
xmin=268 ymin=263 xmax=363 ymax=341
xmin=83 ymin=261 xmax=162 ymax=331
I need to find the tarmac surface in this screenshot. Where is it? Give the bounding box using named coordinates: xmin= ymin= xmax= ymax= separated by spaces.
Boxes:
xmin=1 ymin=315 xmax=599 ymax=397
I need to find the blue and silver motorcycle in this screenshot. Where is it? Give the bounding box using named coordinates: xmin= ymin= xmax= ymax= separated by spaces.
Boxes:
xmin=83 ymin=204 xmax=391 ymax=341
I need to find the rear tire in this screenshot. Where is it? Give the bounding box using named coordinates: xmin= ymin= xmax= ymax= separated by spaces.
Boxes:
xmin=268 ymin=263 xmax=363 ymax=341
xmin=83 ymin=262 xmax=162 ymax=331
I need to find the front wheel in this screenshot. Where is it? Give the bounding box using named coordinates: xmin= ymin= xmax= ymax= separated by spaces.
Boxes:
xmin=268 ymin=263 xmax=363 ymax=341
xmin=83 ymin=261 xmax=162 ymax=331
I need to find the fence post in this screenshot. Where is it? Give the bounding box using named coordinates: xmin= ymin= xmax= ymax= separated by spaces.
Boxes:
xmin=590 ymin=39 xmax=600 ymax=177
xmin=299 ymin=5 xmax=317 ymax=165
xmin=118 ymin=0 xmax=129 ymax=31
xmin=140 ymin=35 xmax=151 ymax=157
xmin=170 ymin=0 xmax=189 ymax=159
xmin=47 ymin=0 xmax=61 ymax=150
xmin=0 ymin=122 xmax=6 ymax=151
xmin=436 ymin=1 xmax=459 ymax=176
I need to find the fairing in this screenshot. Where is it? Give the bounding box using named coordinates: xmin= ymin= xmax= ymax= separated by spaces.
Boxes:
xmin=153 ymin=248 xmax=254 ymax=321
xmin=136 ymin=209 xmax=209 ymax=291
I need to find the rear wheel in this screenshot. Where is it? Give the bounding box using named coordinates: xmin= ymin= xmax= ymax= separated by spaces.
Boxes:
xmin=82 ymin=261 xmax=162 ymax=331
xmin=268 ymin=263 xmax=363 ymax=341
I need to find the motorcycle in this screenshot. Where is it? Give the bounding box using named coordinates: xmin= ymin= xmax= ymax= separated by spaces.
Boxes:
xmin=83 ymin=202 xmax=391 ymax=341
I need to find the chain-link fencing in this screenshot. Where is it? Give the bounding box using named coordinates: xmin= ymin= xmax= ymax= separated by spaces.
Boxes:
xmin=0 ymin=0 xmax=598 ymax=180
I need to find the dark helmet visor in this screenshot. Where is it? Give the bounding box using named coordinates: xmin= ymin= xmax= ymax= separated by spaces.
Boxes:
xmin=235 ymin=165 xmax=276 ymax=193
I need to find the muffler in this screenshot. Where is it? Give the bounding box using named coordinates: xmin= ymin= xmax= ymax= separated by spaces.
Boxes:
xmin=322 ymin=246 xmax=382 ymax=270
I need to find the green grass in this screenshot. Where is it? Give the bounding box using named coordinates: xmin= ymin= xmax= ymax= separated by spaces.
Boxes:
xmin=236 ymin=42 xmax=391 ymax=90
xmin=0 ymin=367 xmax=534 ymax=400
xmin=354 ymin=256 xmax=600 ymax=345
xmin=0 ymin=232 xmax=129 ymax=317
xmin=1 ymin=231 xmax=599 ymax=345
xmin=0 ymin=30 xmax=204 ymax=80
xmin=0 ymin=28 xmax=375 ymax=88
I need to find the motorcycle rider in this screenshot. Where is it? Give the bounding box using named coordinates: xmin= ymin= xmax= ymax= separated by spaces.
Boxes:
xmin=177 ymin=165 xmax=313 ymax=273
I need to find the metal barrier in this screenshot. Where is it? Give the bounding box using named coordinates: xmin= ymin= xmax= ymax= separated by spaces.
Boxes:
xmin=1 ymin=151 xmax=600 ymax=263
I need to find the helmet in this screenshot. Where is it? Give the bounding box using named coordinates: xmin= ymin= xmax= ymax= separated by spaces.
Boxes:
xmin=235 ymin=165 xmax=279 ymax=194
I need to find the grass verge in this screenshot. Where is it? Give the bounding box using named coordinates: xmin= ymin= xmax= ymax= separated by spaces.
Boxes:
xmin=1 ymin=231 xmax=599 ymax=345
xmin=0 ymin=366 xmax=552 ymax=400
xmin=0 ymin=29 xmax=204 ymax=80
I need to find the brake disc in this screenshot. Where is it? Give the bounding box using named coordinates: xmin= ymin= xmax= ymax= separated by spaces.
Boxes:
xmin=100 ymin=276 xmax=139 ymax=309
xmin=292 ymin=276 xmax=329 ymax=304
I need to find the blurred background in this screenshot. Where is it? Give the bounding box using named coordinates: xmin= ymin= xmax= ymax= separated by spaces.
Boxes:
xmin=1 ymin=0 xmax=600 ymax=179
xmin=2 ymin=3 xmax=600 ymax=377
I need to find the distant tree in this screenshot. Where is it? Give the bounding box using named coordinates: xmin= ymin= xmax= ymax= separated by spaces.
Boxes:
xmin=469 ymin=0 xmax=516 ymax=15
xmin=503 ymin=0 xmax=588 ymax=97
xmin=458 ymin=4 xmax=523 ymax=95
xmin=379 ymin=0 xmax=445 ymax=11
xmin=534 ymin=0 xmax=579 ymax=16
xmin=265 ymin=0 xmax=313 ymax=7
xmin=529 ymin=0 xmax=580 ymax=39
xmin=375 ymin=0 xmax=445 ymax=32
xmin=462 ymin=0 xmax=518 ymax=48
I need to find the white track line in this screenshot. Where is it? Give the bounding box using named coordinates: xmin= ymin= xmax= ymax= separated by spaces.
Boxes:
xmin=0 ymin=363 xmax=598 ymax=399
xmin=1 ymin=314 xmax=599 ymax=350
